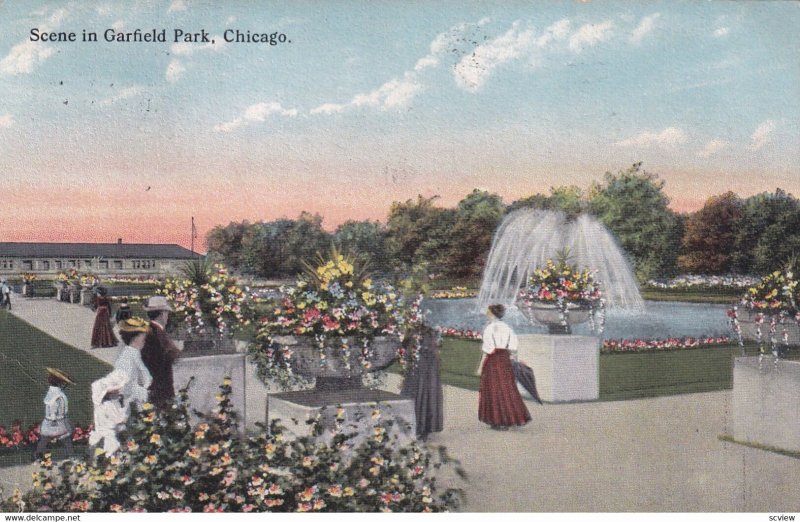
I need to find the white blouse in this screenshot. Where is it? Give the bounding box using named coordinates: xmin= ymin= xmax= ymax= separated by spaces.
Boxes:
xmin=43 ymin=386 xmax=68 ymax=420
xmin=481 ymin=320 xmax=518 ymax=354
xmin=113 ymin=345 xmax=153 ymax=407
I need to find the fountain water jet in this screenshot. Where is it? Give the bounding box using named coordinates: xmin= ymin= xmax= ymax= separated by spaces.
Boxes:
xmin=477 ymin=209 xmax=645 ymax=311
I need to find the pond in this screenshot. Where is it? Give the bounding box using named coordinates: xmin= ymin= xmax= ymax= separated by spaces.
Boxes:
xmin=422 ymin=298 xmax=733 ymax=340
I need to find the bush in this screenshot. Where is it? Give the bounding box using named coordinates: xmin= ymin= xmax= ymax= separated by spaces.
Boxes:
xmin=4 ymin=380 xmax=463 ymax=513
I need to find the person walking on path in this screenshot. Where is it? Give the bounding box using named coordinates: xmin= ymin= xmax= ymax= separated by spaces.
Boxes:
xmin=140 ymin=296 xmax=182 ymax=408
xmin=477 ymin=304 xmax=531 ymax=430
xmin=401 ymin=325 xmax=444 ymax=441
xmin=90 ymin=287 xmax=117 ymax=348
xmin=1 ymin=279 xmax=11 ymax=310
xmin=114 ymin=317 xmax=153 ymax=411
xmin=88 ymin=370 xmax=129 ymax=456
xmin=33 ymin=368 xmax=75 ymax=460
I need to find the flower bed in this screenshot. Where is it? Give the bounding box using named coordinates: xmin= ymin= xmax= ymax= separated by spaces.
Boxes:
xmin=430 ymin=287 xmax=477 ymax=299
xmin=601 ymin=336 xmax=731 ymax=354
xmin=645 ymin=274 xmax=760 ymax=290
xmin=0 ymin=422 xmax=92 ymax=452
xmin=2 ymin=381 xmax=462 ymax=513
xmin=438 ymin=327 xmax=482 ymax=340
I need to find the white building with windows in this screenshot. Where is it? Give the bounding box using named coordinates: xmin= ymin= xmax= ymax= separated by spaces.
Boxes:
xmin=0 ymin=241 xmax=197 ymax=278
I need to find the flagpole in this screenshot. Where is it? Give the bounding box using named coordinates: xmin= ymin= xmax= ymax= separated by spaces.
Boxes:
xmin=191 ymin=216 xmax=195 ymax=258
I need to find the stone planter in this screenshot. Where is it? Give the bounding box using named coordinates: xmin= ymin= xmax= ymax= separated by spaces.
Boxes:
xmin=273 ymin=335 xmax=400 ymax=390
xmin=519 ymin=302 xmax=592 ymax=334
xmin=517 ymin=334 xmax=600 ymax=402
xmin=177 ymin=329 xmax=237 ymax=356
xmin=80 ymin=288 xmax=94 ymax=306
xmin=68 ymin=284 xmax=81 ymax=304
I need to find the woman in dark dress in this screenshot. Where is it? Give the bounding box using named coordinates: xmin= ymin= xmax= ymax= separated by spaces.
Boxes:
xmin=477 ymin=304 xmax=530 ymax=430
xmin=91 ymin=287 xmax=118 ymax=348
xmin=400 ymin=325 xmax=444 ymax=440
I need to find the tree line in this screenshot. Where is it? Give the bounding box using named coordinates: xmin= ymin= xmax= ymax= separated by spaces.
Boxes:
xmin=206 ymin=163 xmax=800 ymax=283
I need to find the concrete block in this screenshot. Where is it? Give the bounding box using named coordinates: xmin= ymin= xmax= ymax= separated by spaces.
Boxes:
xmin=173 ymin=352 xmax=247 ymax=430
xmin=517 ymin=334 xmax=600 ymax=402
xmin=732 ymin=356 xmax=800 ymax=452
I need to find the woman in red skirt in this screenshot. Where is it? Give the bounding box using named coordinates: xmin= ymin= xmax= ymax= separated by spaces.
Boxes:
xmin=477 ymin=304 xmax=531 ymax=430
xmin=91 ymin=287 xmax=118 ymax=348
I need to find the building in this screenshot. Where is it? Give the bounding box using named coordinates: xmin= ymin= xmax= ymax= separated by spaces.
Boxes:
xmin=0 ymin=240 xmax=197 ymax=278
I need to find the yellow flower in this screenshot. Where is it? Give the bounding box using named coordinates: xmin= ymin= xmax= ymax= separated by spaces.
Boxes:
xmin=345 ymin=281 xmax=353 ymax=288
xmin=150 ymin=434 xmax=161 ymax=445
xmin=144 ymin=455 xmax=157 ymax=465
xmin=141 ymin=402 xmax=154 ymax=411
xmin=362 ymin=278 xmax=373 ymax=289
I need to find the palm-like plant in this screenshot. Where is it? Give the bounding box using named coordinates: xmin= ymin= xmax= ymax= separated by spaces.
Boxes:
xmin=300 ymin=246 xmax=371 ymax=290
xmin=180 ymin=257 xmax=213 ymax=287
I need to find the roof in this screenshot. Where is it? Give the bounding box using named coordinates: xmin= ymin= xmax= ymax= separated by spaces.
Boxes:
xmin=0 ymin=242 xmax=197 ymax=259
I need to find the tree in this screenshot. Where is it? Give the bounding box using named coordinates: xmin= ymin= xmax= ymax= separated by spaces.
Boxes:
xmin=334 ymin=220 xmax=390 ymax=274
xmin=507 ymin=186 xmax=584 ymax=218
xmin=283 ymin=212 xmax=333 ymax=275
xmin=205 ymin=221 xmax=249 ymax=268
xmin=385 ymin=195 xmax=453 ymax=273
xmin=238 ymin=219 xmax=294 ymax=277
xmin=733 ymin=189 xmax=800 ymax=274
xmin=441 ymin=189 xmax=506 ymax=280
xmin=588 ymin=163 xmax=682 ymax=281
xmin=677 ymin=191 xmax=742 ymax=274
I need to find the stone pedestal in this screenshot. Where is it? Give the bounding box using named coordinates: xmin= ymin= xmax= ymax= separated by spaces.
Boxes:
xmin=80 ymin=288 xmax=93 ymax=306
xmin=738 ymin=317 xmax=800 ymax=345
xmin=517 ymin=334 xmax=600 ymax=402
xmin=268 ymin=389 xmax=416 ymax=445
xmin=173 ymin=352 xmax=247 ymax=431
xmin=732 ymin=356 xmax=800 ymax=452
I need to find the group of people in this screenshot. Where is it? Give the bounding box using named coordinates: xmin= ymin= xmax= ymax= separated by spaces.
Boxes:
xmin=35 ymin=295 xmax=182 ymax=458
xmin=89 ymin=287 xmax=132 ymax=349
xmin=1 ymin=278 xmax=11 ymax=310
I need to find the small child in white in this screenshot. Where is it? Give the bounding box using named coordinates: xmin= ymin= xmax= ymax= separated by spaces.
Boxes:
xmin=34 ymin=368 xmax=75 ymax=459
xmin=88 ymin=370 xmax=130 ymax=455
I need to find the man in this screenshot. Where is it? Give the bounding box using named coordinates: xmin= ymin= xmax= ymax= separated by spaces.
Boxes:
xmin=1 ymin=278 xmax=11 ymax=310
xmin=114 ymin=317 xmax=153 ymax=410
xmin=140 ymin=295 xmax=182 ymax=408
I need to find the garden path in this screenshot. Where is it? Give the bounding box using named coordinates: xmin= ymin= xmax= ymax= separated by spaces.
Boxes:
xmin=3 ymin=296 xmax=800 ymax=512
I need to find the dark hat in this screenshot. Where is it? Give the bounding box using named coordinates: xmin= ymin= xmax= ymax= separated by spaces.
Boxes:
xmin=47 ymin=367 xmax=75 ymax=385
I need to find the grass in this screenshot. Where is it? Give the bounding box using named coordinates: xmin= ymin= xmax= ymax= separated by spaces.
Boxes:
xmin=640 ymin=287 xmax=742 ymax=304
xmin=397 ymin=338 xmax=762 ymax=400
xmin=0 ymin=310 xmax=112 ymax=429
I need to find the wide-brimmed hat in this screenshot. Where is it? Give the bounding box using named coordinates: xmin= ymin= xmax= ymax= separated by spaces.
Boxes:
xmin=142 ymin=295 xmax=173 ymax=312
xmin=118 ymin=317 xmax=151 ymax=333
xmin=46 ymin=367 xmax=76 ymax=385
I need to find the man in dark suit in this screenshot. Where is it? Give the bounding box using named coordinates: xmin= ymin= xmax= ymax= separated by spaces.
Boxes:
xmin=140 ymin=296 xmax=182 ymax=408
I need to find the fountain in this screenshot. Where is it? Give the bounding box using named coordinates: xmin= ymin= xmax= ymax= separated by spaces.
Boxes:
xmin=477 ymin=209 xmax=645 ymax=312
xmin=477 ymin=209 xmax=644 ymax=402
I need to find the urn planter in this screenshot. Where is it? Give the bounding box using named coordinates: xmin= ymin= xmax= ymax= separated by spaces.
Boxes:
xmin=519 ymin=301 xmax=592 ymax=334
xmin=737 ymin=314 xmax=800 ymax=346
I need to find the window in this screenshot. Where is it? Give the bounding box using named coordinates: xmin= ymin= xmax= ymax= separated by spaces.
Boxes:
xmin=84 ymin=260 xmax=92 ymax=268
xmin=42 ymin=260 xmax=50 ymax=271
xmin=22 ymin=260 xmax=33 ymax=271
xmin=113 ymin=260 xmax=123 ymax=270
xmin=55 ymin=260 xmax=63 ymax=270
xmin=0 ymin=259 xmax=13 ymax=270
xmin=68 ymin=260 xmax=77 ymax=268
xmin=99 ymin=260 xmax=109 ymax=270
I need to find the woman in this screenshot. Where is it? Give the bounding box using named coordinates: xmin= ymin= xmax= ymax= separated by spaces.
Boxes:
xmin=91 ymin=287 xmax=118 ymax=348
xmin=400 ymin=325 xmax=444 ymax=440
xmin=477 ymin=304 xmax=531 ymax=430
xmin=114 ymin=317 xmax=153 ymax=410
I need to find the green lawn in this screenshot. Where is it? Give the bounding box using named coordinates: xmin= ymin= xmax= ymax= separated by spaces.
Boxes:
xmin=410 ymin=338 xmax=759 ymax=400
xmin=0 ymin=310 xmax=112 ymax=429
xmin=640 ymin=287 xmax=742 ymax=304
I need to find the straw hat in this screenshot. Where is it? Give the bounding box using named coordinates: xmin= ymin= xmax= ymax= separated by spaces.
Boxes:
xmin=142 ymin=295 xmax=173 ymax=312
xmin=46 ymin=367 xmax=76 ymax=385
xmin=118 ymin=317 xmax=151 ymax=333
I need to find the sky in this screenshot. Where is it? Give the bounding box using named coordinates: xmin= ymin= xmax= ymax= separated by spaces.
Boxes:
xmin=1 ymin=0 xmax=798 ymax=248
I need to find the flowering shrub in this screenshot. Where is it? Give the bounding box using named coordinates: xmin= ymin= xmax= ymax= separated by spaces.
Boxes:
xmin=3 ymin=381 xmax=462 ymax=513
xmin=21 ymin=273 xmax=37 ymax=284
xmin=0 ymin=422 xmax=92 ymax=450
xmin=251 ymin=250 xmax=420 ymax=387
xmin=158 ymin=263 xmax=253 ymax=334
xmin=601 ymin=336 xmax=731 ymax=354
xmin=645 ymin=275 xmax=759 ymax=290
xmin=431 ymin=287 xmax=476 ymax=299
xmin=740 ymin=269 xmax=798 ymax=313
xmin=104 ymin=277 xmax=162 ymax=285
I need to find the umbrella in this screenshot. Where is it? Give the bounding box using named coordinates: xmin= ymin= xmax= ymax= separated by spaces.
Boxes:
xmin=512 ymin=359 xmax=543 ymax=405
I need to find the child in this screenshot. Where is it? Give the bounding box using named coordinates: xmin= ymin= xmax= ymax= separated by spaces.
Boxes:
xmin=88 ymin=370 xmax=130 ymax=455
xmin=34 ymin=368 xmax=75 ymax=459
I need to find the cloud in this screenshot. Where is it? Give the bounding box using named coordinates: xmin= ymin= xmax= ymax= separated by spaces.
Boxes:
xmin=168 ymin=0 xmax=188 ymax=12
xmin=98 ymin=85 xmax=143 ymax=107
xmin=213 ymin=102 xmax=298 ymax=132
xmin=454 ymin=21 xmax=535 ymax=91
xmin=697 ymin=139 xmax=729 ymax=158
xmin=568 ymin=21 xmax=614 ymax=52
xmin=0 ymin=114 xmax=15 ymax=128
xmin=95 ymin=4 xmax=113 ymax=16
xmin=614 ymin=127 xmax=687 ymax=148
xmin=713 ymin=27 xmax=730 ymax=37
xmin=535 ymin=19 xmax=571 ymax=48
xmin=630 ymin=13 xmax=660 ymax=44
xmin=0 ymin=8 xmax=67 ymax=75
xmin=165 ymin=59 xmax=186 ymax=83
xmin=750 ymin=120 xmax=776 ymax=150
xmin=311 ymin=74 xmax=422 ymax=114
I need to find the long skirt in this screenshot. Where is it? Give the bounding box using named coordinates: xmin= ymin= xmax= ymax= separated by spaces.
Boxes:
xmin=400 ymin=332 xmax=444 ymax=438
xmin=479 ymin=349 xmax=531 ymax=427
xmin=91 ymin=306 xmax=118 ymax=348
